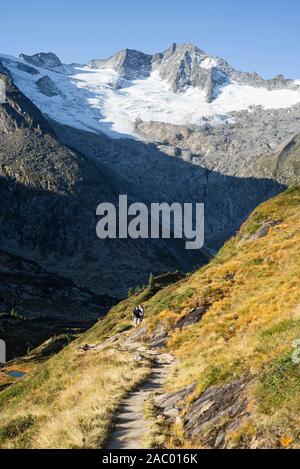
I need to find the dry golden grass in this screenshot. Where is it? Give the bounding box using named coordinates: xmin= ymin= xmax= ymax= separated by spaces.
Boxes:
xmin=0 ymin=334 xmax=150 ymax=448
xmin=157 ymin=187 xmax=300 ymax=447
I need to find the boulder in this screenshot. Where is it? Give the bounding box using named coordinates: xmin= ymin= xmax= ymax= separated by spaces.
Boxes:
xmin=175 ymin=306 xmax=208 ymax=329
xmin=154 ymin=383 xmax=196 ymax=420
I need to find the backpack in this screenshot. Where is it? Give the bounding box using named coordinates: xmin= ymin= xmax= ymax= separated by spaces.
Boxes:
xmin=133 ymin=307 xmax=141 ymax=319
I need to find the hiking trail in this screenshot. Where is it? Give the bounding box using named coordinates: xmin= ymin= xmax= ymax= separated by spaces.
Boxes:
xmin=105 ymin=343 xmax=175 ymax=450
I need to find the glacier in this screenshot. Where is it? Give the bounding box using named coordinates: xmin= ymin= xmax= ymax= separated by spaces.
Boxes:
xmin=1 ymin=49 xmax=300 ymax=139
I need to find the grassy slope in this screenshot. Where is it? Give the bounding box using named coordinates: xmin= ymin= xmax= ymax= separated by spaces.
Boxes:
xmin=0 ymin=338 xmax=150 ymax=448
xmin=158 ymin=185 xmax=300 ymax=448
xmin=1 ymin=187 xmax=300 ymax=448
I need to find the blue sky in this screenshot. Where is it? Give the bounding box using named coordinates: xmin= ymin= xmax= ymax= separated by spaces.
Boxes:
xmin=1 ymin=0 xmax=300 ymax=78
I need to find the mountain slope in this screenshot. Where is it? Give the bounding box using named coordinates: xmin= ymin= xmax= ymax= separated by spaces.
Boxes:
xmin=0 ymin=59 xmax=205 ymax=301
xmin=51 ymin=119 xmax=286 ymax=250
xmin=0 ymin=249 xmax=115 ymax=360
xmin=1 ymin=47 xmax=298 ymax=253
xmin=1 ymin=187 xmax=299 ymax=449
xmin=256 ymin=132 xmax=300 ymax=184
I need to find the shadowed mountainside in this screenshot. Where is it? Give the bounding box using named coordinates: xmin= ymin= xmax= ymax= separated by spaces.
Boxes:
xmin=52 ymin=120 xmax=286 ymax=249
xmin=0 ymin=60 xmax=206 ymax=299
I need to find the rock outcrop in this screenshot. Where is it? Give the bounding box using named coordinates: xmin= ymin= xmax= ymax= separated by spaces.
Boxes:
xmin=16 ymin=62 xmax=39 ymax=76
xmin=0 ymin=64 xmax=52 ymax=134
xmin=89 ymin=49 xmax=153 ymax=80
xmin=184 ymin=376 xmax=251 ymax=448
xmin=154 ymin=384 xmax=196 ymax=420
xmin=175 ymin=306 xmax=208 ymax=329
xmin=153 ymin=376 xmax=251 ymax=448
xmin=36 ymin=75 xmax=62 ymax=97
xmin=19 ymin=52 xmax=70 ymax=74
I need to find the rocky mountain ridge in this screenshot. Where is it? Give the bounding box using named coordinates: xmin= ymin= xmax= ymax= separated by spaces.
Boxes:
xmin=88 ymin=42 xmax=300 ymax=101
xmin=19 ymin=52 xmax=71 ymax=74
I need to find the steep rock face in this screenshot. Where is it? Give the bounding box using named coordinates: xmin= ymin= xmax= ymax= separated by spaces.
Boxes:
xmin=134 ymin=109 xmax=300 ymax=179
xmin=89 ymin=43 xmax=230 ymax=100
xmin=155 ymin=43 xmax=298 ymax=97
xmin=267 ymin=133 xmax=300 ymax=184
xmin=156 ymin=43 xmax=228 ymax=99
xmin=275 ymin=133 xmax=300 ymax=181
xmin=0 ymin=66 xmax=53 ymax=134
xmin=89 ymin=49 xmax=153 ymax=80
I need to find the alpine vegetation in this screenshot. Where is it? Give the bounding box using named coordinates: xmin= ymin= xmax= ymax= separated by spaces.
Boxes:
xmin=96 ymin=195 xmax=205 ymax=249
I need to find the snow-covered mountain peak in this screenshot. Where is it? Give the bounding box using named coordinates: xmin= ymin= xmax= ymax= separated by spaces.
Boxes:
xmin=88 ymin=42 xmax=221 ymax=92
xmin=19 ymin=52 xmax=72 ymax=74
xmin=1 ymin=45 xmax=300 ymax=139
xmin=89 ymin=48 xmax=153 ymax=80
xmin=87 ymin=43 xmax=299 ymax=99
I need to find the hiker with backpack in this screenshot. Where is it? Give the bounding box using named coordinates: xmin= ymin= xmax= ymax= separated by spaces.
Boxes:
xmin=132 ymin=305 xmax=145 ymax=327
xmin=138 ymin=304 xmax=145 ymax=320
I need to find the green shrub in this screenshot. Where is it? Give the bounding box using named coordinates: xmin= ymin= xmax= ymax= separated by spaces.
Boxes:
xmin=259 ymin=320 xmax=300 ymax=340
xmin=256 ymin=351 xmax=300 ymax=413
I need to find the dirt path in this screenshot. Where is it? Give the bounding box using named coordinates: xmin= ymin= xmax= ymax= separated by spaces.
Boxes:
xmin=105 ymin=352 xmax=174 ymax=450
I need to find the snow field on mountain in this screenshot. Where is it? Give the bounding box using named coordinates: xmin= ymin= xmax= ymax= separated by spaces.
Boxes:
xmin=2 ymin=54 xmax=300 ymax=139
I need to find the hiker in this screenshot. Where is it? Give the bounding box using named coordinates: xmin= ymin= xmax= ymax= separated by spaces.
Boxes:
xmin=138 ymin=304 xmax=145 ymax=320
xmin=132 ymin=307 xmax=141 ymax=327
xmin=132 ymin=305 xmax=145 ymax=327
